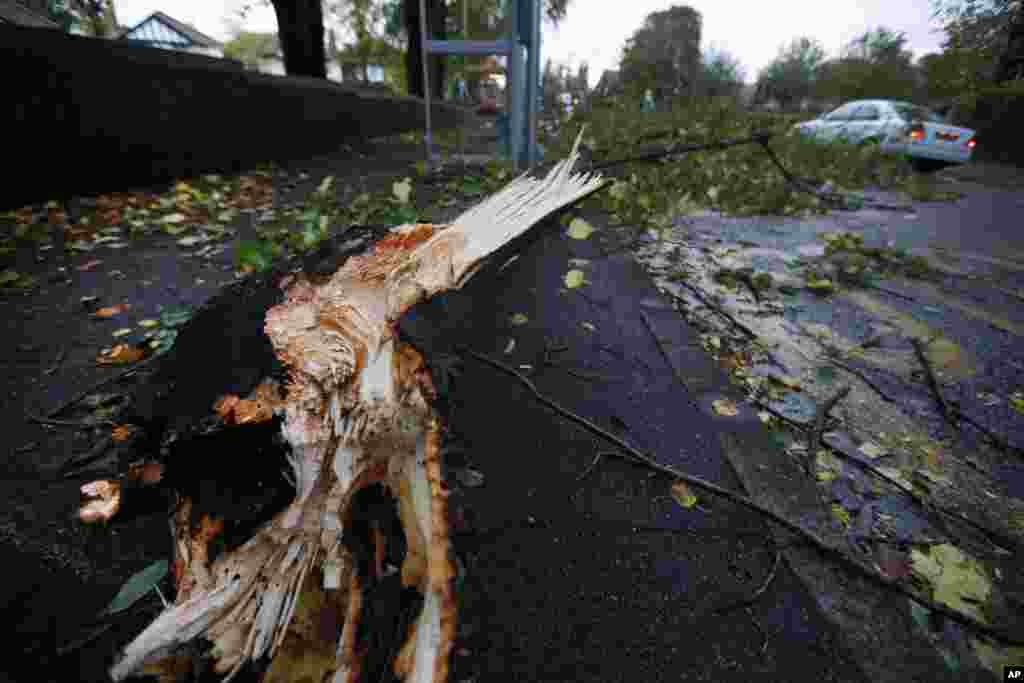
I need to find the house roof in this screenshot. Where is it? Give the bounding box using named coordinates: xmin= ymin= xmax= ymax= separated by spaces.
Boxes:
xmin=119 ymin=10 xmax=221 ymax=48
xmin=0 ymin=0 xmax=58 ymax=28
xmin=595 ymin=70 xmax=621 ymax=94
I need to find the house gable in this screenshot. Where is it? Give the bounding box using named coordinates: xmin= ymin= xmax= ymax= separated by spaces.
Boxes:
xmin=120 ymin=10 xmax=220 ymax=50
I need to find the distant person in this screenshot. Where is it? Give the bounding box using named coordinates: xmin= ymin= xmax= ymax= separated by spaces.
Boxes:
xmin=641 ymin=89 xmax=655 ymax=113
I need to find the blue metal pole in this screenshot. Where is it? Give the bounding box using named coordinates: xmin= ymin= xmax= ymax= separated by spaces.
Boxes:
xmin=524 ymin=0 xmax=541 ymax=166
xmin=507 ymin=0 xmax=523 ymax=168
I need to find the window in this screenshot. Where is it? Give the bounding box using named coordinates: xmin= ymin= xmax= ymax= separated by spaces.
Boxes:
xmin=891 ymin=103 xmax=946 ymax=123
xmin=824 ymin=103 xmax=861 ymax=121
xmin=853 ymin=105 xmax=879 ymax=121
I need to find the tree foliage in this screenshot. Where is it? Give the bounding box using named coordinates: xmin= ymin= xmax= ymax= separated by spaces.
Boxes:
xmin=224 ymin=31 xmax=279 ymax=65
xmin=754 ymin=37 xmax=826 ymax=109
xmin=812 ymin=28 xmax=918 ymax=103
xmin=619 ymin=4 xmax=702 ymax=99
xmin=932 ymin=0 xmax=1024 ymax=83
xmin=699 ymin=46 xmax=746 ymax=98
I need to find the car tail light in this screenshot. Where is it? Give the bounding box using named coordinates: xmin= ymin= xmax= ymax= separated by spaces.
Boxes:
xmin=967 ymin=137 xmax=976 ymax=149
xmin=908 ymin=124 xmax=925 ymax=141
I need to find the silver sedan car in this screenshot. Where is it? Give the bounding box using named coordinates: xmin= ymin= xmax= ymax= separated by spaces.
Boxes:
xmin=793 ymin=99 xmax=977 ymax=165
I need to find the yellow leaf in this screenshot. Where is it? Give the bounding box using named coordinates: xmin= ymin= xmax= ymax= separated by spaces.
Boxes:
xmin=510 ymin=313 xmax=529 ymax=326
xmin=670 ymin=480 xmax=698 ymax=509
xmin=392 ymin=178 xmax=412 ymax=204
xmin=1010 ymin=392 xmax=1024 ymax=415
xmin=563 ymin=269 xmax=587 ymax=288
xmin=816 ymin=451 xmax=843 ymax=482
xmin=910 ymin=544 xmax=991 ymax=622
xmin=138 ymin=319 xmax=160 ymax=328
xmin=859 ymin=441 xmax=885 ymax=459
xmin=317 ymin=175 xmax=334 ymax=196
xmin=112 ymin=328 xmax=133 ymax=337
xmin=712 ymin=399 xmax=739 ymax=416
xmin=831 ymin=503 xmax=851 ymax=527
xmin=566 ymin=217 xmax=595 ymax=240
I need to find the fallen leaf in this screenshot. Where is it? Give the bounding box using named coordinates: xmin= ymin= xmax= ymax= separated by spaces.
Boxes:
xmin=1010 ymin=392 xmax=1024 ymax=416
xmin=100 ymin=559 xmax=169 ymax=616
xmin=112 ymin=328 xmax=133 ymax=338
xmin=711 ymin=399 xmax=739 ymax=416
xmin=816 ymin=366 xmax=837 ymax=383
xmin=0 ymin=269 xmax=26 ymax=287
xmin=970 ymin=638 xmax=1024 ymax=678
xmin=910 ymin=543 xmax=991 ymax=622
xmin=510 ymin=313 xmax=529 ymax=326
xmin=392 ymin=178 xmax=413 ymax=204
xmin=580 ymin=321 xmax=596 ymax=332
xmin=111 ymin=425 xmax=132 ymax=442
xmin=874 ymin=544 xmax=913 ymax=579
xmin=670 ymin=480 xmax=698 ymax=508
xmin=177 ymin=235 xmax=208 ymax=247
xmin=161 ymin=212 xmax=187 ymax=224
xmin=76 ymin=259 xmax=103 ymax=271
xmin=563 ymin=269 xmax=587 ymax=289
xmin=127 ymin=461 xmax=164 ymax=485
xmin=94 ymin=304 xmax=130 ymax=318
xmin=806 ymin=278 xmax=836 ymax=295
xmin=317 ymin=175 xmax=334 ymax=196
xmin=138 ymin=319 xmax=159 ymax=328
xmin=831 ymin=503 xmax=851 ymax=528
xmin=858 ymin=441 xmax=885 ymax=459
xmin=568 ymin=258 xmax=590 ymax=267
xmin=231 ymin=398 xmax=274 ymax=424
xmin=566 ymin=217 xmax=595 ymax=240
xmin=97 ymin=344 xmax=145 ymax=365
xmin=768 ymin=374 xmax=801 ymax=391
xmin=816 ymin=451 xmax=843 ymax=482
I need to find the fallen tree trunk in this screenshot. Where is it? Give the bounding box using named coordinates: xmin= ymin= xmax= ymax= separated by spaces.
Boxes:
xmin=105 ymin=133 xmax=607 ymax=682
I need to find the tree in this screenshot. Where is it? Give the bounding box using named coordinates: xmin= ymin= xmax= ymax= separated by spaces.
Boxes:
xmin=754 ymin=37 xmax=825 ymax=109
xmin=268 ymin=0 xmax=328 ymax=78
xmin=619 ymin=4 xmax=702 ymax=100
xmin=933 ymin=0 xmax=1024 ymax=83
xmin=224 ymin=31 xmax=279 ymax=66
xmin=105 ymin=138 xmax=607 ymax=683
xmin=699 ymin=46 xmax=746 ymax=98
xmin=812 ymin=28 xmax=918 ymax=103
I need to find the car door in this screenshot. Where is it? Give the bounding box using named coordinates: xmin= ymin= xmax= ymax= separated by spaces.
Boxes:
xmin=818 ymin=102 xmax=862 ymax=142
xmin=846 ymin=104 xmax=881 ymax=143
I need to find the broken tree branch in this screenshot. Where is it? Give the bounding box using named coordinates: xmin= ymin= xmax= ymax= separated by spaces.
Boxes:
xmin=806 ymin=387 xmax=851 ymax=477
xmin=665 ymin=284 xmax=758 ymax=340
xmin=911 ymin=338 xmax=958 ymax=432
xmin=46 ymin=355 xmax=156 ymax=418
xmin=460 ymin=349 xmax=1024 ymax=646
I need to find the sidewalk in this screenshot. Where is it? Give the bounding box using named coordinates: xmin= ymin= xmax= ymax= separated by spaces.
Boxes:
xmin=0 ymin=134 xmax=984 ymax=682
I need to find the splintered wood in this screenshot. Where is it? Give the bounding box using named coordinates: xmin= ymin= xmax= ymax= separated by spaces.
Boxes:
xmin=109 ymin=132 xmax=606 ymax=683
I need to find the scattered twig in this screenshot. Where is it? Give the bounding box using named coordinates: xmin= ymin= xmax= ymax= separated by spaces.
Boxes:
xmin=45 ymin=355 xmax=155 ymax=418
xmin=911 ymin=338 xmax=958 ymax=432
xmin=59 ymin=436 xmax=114 ymax=477
xmin=56 ymin=623 xmax=114 ymax=657
xmin=589 ymin=132 xmax=775 ymax=172
xmin=666 ymin=283 xmax=758 ymax=340
xmin=25 ymin=410 xmax=113 ymax=429
xmin=869 ymin=284 xmax=916 ymax=302
xmin=826 ymin=358 xmax=896 ymax=403
xmin=44 ymin=347 xmax=68 ymax=376
xmin=806 ymin=387 xmax=851 ymax=476
xmin=713 ymin=542 xmax=781 ymax=615
xmin=573 ymin=453 xmax=604 ymax=488
xmin=460 ymin=348 xmax=1024 ymax=645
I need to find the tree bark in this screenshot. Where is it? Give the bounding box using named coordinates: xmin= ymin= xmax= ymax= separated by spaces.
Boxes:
xmin=995 ymin=4 xmax=1024 ymax=83
xmin=403 ymin=0 xmax=446 ymax=98
xmin=271 ymin=0 xmax=327 ymax=79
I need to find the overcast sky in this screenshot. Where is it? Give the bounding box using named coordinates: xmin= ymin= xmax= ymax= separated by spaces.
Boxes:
xmin=113 ymin=0 xmax=950 ymax=86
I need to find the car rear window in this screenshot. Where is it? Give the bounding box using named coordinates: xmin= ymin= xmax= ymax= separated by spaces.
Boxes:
xmin=891 ymin=104 xmax=946 ymax=123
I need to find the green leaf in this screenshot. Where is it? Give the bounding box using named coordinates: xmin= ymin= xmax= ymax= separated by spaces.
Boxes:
xmin=909 ymin=601 xmax=933 ymax=632
xmin=563 ymin=269 xmax=587 ymax=289
xmin=816 ymin=366 xmax=836 ymax=383
xmin=236 ymin=239 xmax=275 ymax=272
xmin=0 ymin=269 xmax=22 ymax=286
xmin=101 ymin=559 xmax=168 ymax=616
xmin=566 ymin=217 xmax=595 ymax=240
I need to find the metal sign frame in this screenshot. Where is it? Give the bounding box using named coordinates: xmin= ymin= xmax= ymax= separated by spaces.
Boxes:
xmin=419 ymin=0 xmax=541 ymax=169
